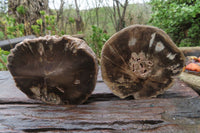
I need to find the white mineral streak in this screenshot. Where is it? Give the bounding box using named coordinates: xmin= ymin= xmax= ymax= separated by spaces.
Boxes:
xmin=30 ymin=86 xmax=40 ymax=97
xmin=65 ymin=43 xmax=69 ymax=51
xmin=128 ymin=37 xmax=137 ymax=46
xmin=167 ymin=53 xmax=176 ymax=60
xmin=168 ymin=63 xmax=180 ymax=74
xmin=155 ymin=41 xmax=165 ymax=52
xmin=56 ymin=87 xmax=65 ymax=93
xmin=38 ymin=43 xmax=44 ymax=56
xmin=49 ymin=44 xmax=53 ymax=51
xmin=27 ymin=43 xmax=34 ymax=54
xmin=74 ymin=79 xmax=80 ymax=85
xmin=117 ymin=75 xmax=124 ymax=83
xmin=133 ymin=92 xmax=140 ymax=99
xmin=149 ymin=33 xmax=156 ymax=47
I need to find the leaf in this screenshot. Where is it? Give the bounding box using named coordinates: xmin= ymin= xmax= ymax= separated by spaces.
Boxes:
xmin=16 ymin=5 xmax=26 ymax=14
xmin=149 ymin=0 xmax=200 ymax=46
xmin=46 ymin=26 xmax=52 ymax=30
xmin=40 ymin=10 xmax=45 ymax=16
xmin=36 ymin=19 xmax=43 ymax=25
xmin=0 ymin=31 xmax=4 ymax=40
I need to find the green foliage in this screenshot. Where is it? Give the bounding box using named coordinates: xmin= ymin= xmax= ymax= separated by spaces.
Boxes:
xmin=45 ymin=15 xmax=56 ymax=26
xmin=0 ymin=15 xmax=25 ymax=40
xmin=31 ymin=25 xmax=40 ymax=35
xmin=179 ymin=38 xmax=195 ymax=47
xmin=36 ymin=18 xmax=43 ymax=25
xmin=16 ymin=5 xmax=25 ymax=14
xmin=68 ymin=17 xmax=75 ymax=23
xmin=89 ymin=25 xmax=109 ymax=59
xmin=60 ymin=30 xmax=65 ymax=35
xmin=40 ymin=10 xmax=45 ymax=16
xmin=31 ymin=10 xmax=60 ymax=36
xmin=0 ymin=48 xmax=10 ymax=71
xmin=149 ymin=0 xmax=200 ymax=47
xmin=0 ymin=31 xmax=4 ymax=40
xmin=44 ymin=13 xmax=59 ymax=35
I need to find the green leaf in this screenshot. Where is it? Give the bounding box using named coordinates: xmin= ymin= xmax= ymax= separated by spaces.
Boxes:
xmin=0 ymin=31 xmax=4 ymax=40
xmin=46 ymin=26 xmax=52 ymax=30
xmin=36 ymin=18 xmax=43 ymax=25
xmin=40 ymin=10 xmax=45 ymax=16
xmin=16 ymin=5 xmax=25 ymax=14
xmin=149 ymin=0 xmax=200 ymax=46
xmin=68 ymin=17 xmax=75 ymax=23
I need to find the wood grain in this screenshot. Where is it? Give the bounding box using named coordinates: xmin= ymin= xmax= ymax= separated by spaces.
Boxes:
xmin=0 ymin=71 xmax=200 ymax=132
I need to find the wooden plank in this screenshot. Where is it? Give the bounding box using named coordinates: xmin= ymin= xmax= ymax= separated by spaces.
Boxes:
xmin=179 ymin=47 xmax=200 ymax=57
xmin=0 ymin=97 xmax=200 ymax=132
xmin=179 ymin=72 xmax=200 ymax=94
xmin=0 ymin=71 xmax=41 ymax=104
xmin=0 ymin=35 xmax=83 ymax=51
xmin=0 ymin=35 xmax=36 ymax=51
xmin=0 ymin=71 xmax=200 ymax=132
xmin=0 ymin=71 xmax=198 ymax=103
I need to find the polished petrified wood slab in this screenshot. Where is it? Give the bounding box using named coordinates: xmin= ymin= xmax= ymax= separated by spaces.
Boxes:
xmin=7 ymin=35 xmax=98 ymax=105
xmin=0 ymin=71 xmax=200 ymax=132
xmin=101 ymin=25 xmax=185 ymax=99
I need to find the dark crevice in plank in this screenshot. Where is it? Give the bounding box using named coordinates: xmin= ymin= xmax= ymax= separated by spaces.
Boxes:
xmin=140 ymin=124 xmax=180 ymax=132
xmin=84 ymin=93 xmax=133 ymax=104
xmin=157 ymin=93 xmax=192 ymax=99
xmin=0 ymin=99 xmax=42 ymax=104
xmin=0 ymin=101 xmax=42 ymax=105
xmin=22 ymin=120 xmax=165 ymax=132
xmin=23 ymin=128 xmax=115 ymax=132
xmin=97 ymin=80 xmax=104 ymax=83
xmin=73 ymin=120 xmax=164 ymax=125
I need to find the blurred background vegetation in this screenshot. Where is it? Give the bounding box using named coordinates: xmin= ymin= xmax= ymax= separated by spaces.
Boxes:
xmin=0 ymin=0 xmax=200 ymax=70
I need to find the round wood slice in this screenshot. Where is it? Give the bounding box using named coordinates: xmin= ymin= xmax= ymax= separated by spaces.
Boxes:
xmin=7 ymin=35 xmax=98 ymax=104
xmin=101 ymin=25 xmax=185 ymax=99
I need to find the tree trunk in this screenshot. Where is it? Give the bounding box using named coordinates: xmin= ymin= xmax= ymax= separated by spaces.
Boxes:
xmin=8 ymin=0 xmax=49 ymax=35
xmin=109 ymin=0 xmax=129 ymax=31
xmin=74 ymin=0 xmax=84 ymax=32
xmin=115 ymin=0 xmax=128 ymax=31
xmin=53 ymin=0 xmax=64 ymax=26
xmin=95 ymin=7 xmax=99 ymax=27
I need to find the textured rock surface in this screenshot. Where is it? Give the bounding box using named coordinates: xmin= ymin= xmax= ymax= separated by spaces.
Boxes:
xmin=101 ymin=25 xmax=185 ymax=99
xmin=7 ymin=35 xmax=98 ymax=105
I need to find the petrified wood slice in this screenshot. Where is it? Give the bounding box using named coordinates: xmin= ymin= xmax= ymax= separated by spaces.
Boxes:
xmin=101 ymin=25 xmax=185 ymax=99
xmin=7 ymin=35 xmax=98 ymax=104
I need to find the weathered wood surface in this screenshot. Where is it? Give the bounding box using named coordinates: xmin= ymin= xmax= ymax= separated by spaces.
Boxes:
xmin=0 ymin=35 xmax=84 ymax=51
xmin=179 ymin=72 xmax=200 ymax=95
xmin=0 ymin=71 xmax=200 ymax=132
xmin=179 ymin=47 xmax=200 ymax=57
xmin=0 ymin=35 xmax=36 ymax=51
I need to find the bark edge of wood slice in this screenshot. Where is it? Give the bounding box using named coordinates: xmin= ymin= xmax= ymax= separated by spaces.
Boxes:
xmin=7 ymin=35 xmax=98 ymax=105
xmin=101 ymin=25 xmax=185 ymax=99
